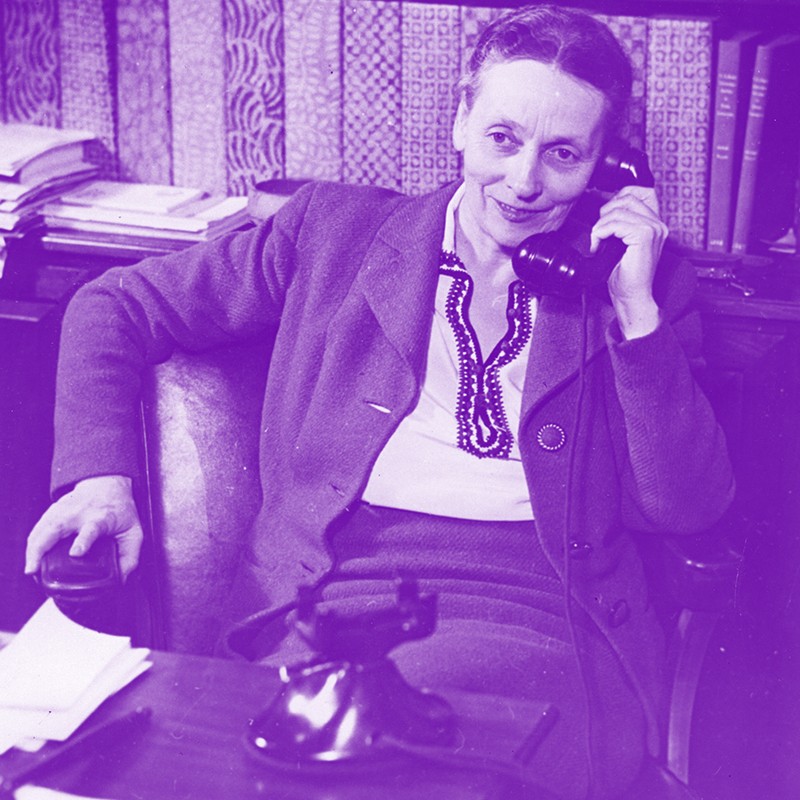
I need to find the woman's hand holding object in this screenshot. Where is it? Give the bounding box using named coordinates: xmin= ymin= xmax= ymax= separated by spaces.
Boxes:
xmin=591 ymin=185 xmax=669 ymax=340
xmin=25 ymin=475 xmax=143 ymax=581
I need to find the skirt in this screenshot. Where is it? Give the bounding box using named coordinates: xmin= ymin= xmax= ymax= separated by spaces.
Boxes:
xmin=252 ymin=502 xmax=647 ymax=799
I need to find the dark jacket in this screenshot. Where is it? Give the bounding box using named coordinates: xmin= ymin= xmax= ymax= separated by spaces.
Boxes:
xmin=52 ymin=181 xmax=735 ymax=755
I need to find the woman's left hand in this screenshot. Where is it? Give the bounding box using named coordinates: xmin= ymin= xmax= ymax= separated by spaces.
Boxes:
xmin=590 ymin=185 xmax=669 ymax=340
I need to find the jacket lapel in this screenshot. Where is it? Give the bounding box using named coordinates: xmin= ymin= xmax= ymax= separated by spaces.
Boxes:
xmin=521 ymin=292 xmax=616 ymax=419
xmin=353 ymin=181 xmax=617 ymax=417
xmin=355 ymin=184 xmax=457 ymax=378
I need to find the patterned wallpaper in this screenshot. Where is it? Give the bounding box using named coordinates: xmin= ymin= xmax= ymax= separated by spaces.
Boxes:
xmin=0 ymin=0 xmax=713 ymax=246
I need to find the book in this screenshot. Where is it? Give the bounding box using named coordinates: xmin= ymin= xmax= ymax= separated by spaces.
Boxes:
xmin=44 ymin=214 xmax=250 ymax=243
xmin=0 ymin=123 xmax=97 ymax=181
xmin=0 ymin=166 xmax=99 ymax=210
xmin=731 ymin=35 xmax=800 ymax=254
xmin=0 ymin=187 xmax=76 ymax=231
xmin=749 ymin=36 xmax=800 ymax=251
xmin=43 ymin=216 xmax=248 ymax=242
xmin=44 ymin=195 xmax=249 ymax=234
xmin=59 ymin=180 xmax=207 ymax=214
xmin=646 ymin=16 xmax=715 ymax=250
xmin=0 ymin=208 xmax=45 ymax=232
xmin=706 ymin=31 xmax=759 ymax=252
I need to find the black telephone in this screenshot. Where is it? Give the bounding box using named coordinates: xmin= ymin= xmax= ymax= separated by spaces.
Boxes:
xmin=512 ymin=142 xmax=654 ymax=297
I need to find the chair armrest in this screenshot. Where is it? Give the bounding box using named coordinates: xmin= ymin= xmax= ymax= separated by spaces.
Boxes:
xmin=658 ymin=534 xmax=742 ymax=612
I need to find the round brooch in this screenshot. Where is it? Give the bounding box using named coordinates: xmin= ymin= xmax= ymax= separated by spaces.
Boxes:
xmin=536 ymin=423 xmax=566 ymax=451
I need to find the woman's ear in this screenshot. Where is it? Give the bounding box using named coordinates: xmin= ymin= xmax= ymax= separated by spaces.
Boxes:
xmin=452 ymin=99 xmax=468 ymax=152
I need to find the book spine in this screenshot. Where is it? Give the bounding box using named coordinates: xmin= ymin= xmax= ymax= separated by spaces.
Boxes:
xmin=707 ymin=38 xmax=744 ymax=252
xmin=731 ymin=43 xmax=772 ymax=255
xmin=646 ymin=17 xmax=714 ymax=250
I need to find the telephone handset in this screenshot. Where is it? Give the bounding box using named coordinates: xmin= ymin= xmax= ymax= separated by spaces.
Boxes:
xmin=511 ymin=142 xmax=655 ymax=297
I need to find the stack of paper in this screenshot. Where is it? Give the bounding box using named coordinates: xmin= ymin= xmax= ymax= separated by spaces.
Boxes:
xmin=0 ymin=600 xmax=151 ymax=756
xmin=43 ymin=180 xmax=250 ymax=256
xmin=0 ymin=124 xmax=99 ymax=236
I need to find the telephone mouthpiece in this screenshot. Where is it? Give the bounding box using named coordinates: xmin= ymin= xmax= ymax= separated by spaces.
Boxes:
xmin=512 ymin=232 xmax=578 ymax=297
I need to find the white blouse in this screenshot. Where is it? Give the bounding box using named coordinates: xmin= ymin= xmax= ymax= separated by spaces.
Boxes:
xmin=361 ymin=185 xmax=537 ymax=521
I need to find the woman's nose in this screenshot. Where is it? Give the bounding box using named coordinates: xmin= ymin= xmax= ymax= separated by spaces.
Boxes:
xmin=507 ymin=152 xmax=543 ymax=201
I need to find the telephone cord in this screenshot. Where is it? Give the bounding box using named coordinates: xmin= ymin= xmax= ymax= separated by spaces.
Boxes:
xmin=561 ymin=290 xmax=596 ymax=796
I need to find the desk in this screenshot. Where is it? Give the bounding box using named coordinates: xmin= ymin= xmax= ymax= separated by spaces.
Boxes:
xmin=0 ymin=651 xmax=556 ymax=800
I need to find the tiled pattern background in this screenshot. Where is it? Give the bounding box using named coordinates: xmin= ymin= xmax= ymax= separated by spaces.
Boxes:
xmin=342 ymin=0 xmax=402 ymax=190
xmin=0 ymin=0 xmax=713 ymax=246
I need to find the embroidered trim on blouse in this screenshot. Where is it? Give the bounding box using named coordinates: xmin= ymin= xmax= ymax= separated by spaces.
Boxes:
xmin=440 ymin=249 xmax=533 ymax=459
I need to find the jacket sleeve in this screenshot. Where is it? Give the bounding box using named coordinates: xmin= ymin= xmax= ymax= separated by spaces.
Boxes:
xmin=50 ymin=184 xmax=317 ymax=497
xmin=605 ymin=255 xmax=735 ymax=535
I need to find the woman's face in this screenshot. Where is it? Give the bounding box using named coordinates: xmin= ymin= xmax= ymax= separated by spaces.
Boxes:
xmin=453 ymin=58 xmax=608 ymax=256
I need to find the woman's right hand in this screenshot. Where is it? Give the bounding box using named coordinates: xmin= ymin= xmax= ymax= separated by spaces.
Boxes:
xmin=25 ymin=475 xmax=143 ymax=581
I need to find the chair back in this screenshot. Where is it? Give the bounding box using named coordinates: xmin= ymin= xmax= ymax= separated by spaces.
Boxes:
xmin=132 ymin=334 xmax=737 ymax=794
xmin=137 ymin=339 xmax=270 ymax=654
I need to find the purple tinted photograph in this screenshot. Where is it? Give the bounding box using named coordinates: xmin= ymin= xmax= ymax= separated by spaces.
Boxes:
xmin=0 ymin=2 xmax=798 ymax=799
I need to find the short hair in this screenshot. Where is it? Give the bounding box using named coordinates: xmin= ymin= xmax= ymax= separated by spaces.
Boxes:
xmin=457 ymin=5 xmax=632 ymax=136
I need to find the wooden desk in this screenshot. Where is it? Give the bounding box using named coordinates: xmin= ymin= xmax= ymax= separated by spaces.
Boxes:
xmin=0 ymin=651 xmax=554 ymax=800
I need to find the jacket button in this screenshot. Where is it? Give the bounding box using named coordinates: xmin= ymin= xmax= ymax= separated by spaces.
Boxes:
xmin=536 ymin=424 xmax=566 ymax=451
xmin=569 ymin=540 xmax=593 ymax=559
xmin=608 ymin=599 xmax=630 ymax=628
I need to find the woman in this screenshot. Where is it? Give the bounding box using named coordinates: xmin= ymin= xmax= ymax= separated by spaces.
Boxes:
xmin=26 ymin=6 xmax=733 ymax=798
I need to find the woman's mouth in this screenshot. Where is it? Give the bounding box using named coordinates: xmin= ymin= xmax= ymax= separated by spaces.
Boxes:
xmin=492 ymin=198 xmax=547 ymax=223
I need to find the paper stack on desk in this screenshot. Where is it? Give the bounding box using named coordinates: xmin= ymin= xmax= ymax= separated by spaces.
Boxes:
xmin=42 ymin=179 xmax=250 ymax=257
xmin=0 ymin=124 xmax=99 ymax=235
xmin=0 ymin=600 xmax=151 ymax=756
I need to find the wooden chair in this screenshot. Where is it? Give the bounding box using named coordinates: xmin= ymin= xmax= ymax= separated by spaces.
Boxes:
xmin=133 ymin=338 xmax=740 ymax=796
xmin=134 ymin=338 xmax=270 ymax=654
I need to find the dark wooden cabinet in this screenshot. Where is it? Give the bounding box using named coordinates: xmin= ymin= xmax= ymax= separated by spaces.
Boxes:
xmin=689 ymin=274 xmax=800 ymax=799
xmin=698 ymin=276 xmax=800 ymax=622
xmin=0 ymin=302 xmax=60 ymax=629
xmin=0 ymin=247 xmax=98 ymax=631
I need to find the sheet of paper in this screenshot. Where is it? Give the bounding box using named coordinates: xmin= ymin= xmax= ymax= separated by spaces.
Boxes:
xmin=13 ymin=737 xmax=48 ymax=753
xmin=0 ymin=654 xmax=151 ymax=744
xmin=59 ymin=180 xmax=205 ymax=214
xmin=0 ymin=600 xmax=152 ymax=755
xmin=0 ymin=600 xmax=132 ymax=711
xmin=16 ymin=786 xmax=115 ymax=800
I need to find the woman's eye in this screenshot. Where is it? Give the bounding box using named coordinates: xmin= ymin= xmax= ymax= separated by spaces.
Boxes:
xmin=488 ymin=131 xmax=512 ymax=146
xmin=550 ymin=147 xmax=579 ymax=163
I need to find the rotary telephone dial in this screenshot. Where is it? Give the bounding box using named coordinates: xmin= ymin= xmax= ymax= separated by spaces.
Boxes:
xmin=512 ymin=141 xmax=655 ymax=297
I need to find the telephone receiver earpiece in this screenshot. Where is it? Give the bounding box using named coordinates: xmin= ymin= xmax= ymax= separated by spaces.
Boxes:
xmin=590 ymin=142 xmax=655 ymax=194
xmin=512 ymin=143 xmax=655 ymax=298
